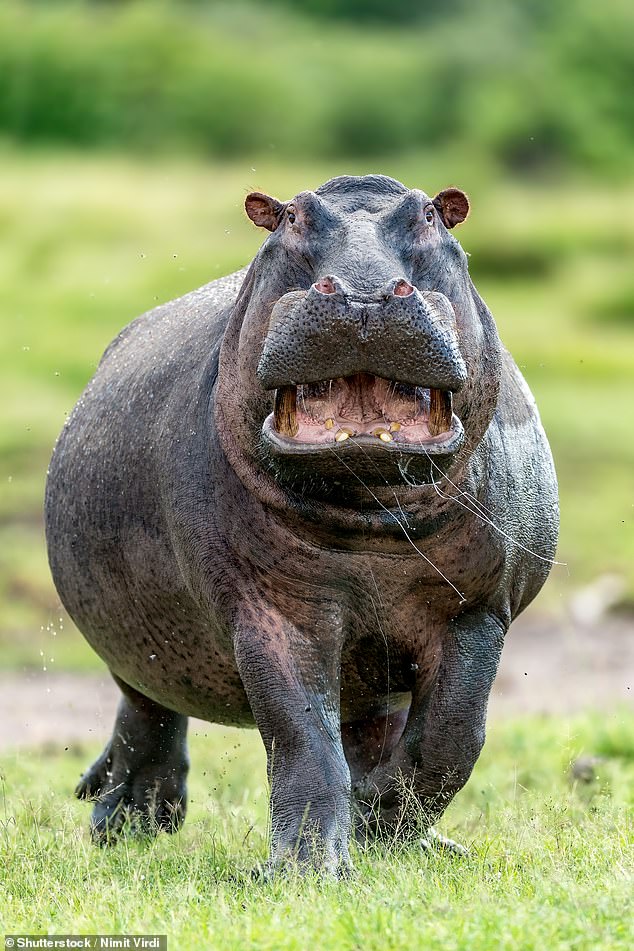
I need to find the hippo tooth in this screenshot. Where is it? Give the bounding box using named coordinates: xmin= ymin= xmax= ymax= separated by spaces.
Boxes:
xmin=325 ymin=418 xmax=335 ymax=430
xmin=274 ymin=385 xmax=299 ymax=437
xmin=428 ymin=389 xmax=453 ymax=436
xmin=335 ymin=428 xmax=354 ymax=442
xmin=389 ymin=422 xmax=401 ymax=432
xmin=373 ymin=428 xmax=393 ymax=442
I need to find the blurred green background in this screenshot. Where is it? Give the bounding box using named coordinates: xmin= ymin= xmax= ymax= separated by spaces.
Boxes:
xmin=0 ymin=0 xmax=633 ymax=670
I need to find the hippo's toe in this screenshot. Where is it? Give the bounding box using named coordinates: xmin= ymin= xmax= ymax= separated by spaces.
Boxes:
xmin=89 ymin=780 xmax=186 ymax=845
xmin=420 ymin=827 xmax=469 ymax=857
xmin=75 ymin=748 xmax=112 ymax=801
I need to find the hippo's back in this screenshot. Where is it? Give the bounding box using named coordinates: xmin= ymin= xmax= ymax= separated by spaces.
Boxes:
xmin=95 ymin=268 xmax=245 ymax=385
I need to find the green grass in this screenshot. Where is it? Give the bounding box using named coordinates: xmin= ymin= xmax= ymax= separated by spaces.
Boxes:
xmin=1 ymin=711 xmax=632 ymax=948
xmin=1 ymin=150 xmax=633 ymax=669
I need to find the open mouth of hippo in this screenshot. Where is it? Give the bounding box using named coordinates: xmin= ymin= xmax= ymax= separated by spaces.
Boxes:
xmin=261 ymin=371 xmax=464 ymax=489
xmin=266 ymin=372 xmax=461 ymax=445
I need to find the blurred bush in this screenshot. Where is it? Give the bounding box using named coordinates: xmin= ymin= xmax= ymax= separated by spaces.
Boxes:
xmin=0 ymin=0 xmax=631 ymax=174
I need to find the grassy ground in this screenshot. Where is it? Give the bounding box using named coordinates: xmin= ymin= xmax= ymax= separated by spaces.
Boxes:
xmin=1 ymin=711 xmax=632 ymax=948
xmin=1 ymin=150 xmax=633 ymax=670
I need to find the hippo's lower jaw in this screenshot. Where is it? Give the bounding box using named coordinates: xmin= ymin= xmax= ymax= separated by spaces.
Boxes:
xmin=261 ymin=372 xmax=465 ymax=491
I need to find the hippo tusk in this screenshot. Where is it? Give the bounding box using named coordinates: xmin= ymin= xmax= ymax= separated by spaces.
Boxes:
xmin=274 ymin=385 xmax=299 ymax=437
xmin=428 ymin=389 xmax=453 ymax=436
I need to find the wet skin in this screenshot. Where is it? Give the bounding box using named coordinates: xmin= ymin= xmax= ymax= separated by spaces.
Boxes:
xmin=45 ymin=175 xmax=559 ymax=872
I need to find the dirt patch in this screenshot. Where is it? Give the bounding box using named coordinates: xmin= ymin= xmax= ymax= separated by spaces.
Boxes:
xmin=488 ymin=612 xmax=633 ymax=716
xmin=1 ymin=612 xmax=632 ymax=752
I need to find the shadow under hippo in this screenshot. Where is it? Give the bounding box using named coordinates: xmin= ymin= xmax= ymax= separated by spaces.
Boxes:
xmin=45 ymin=174 xmax=559 ymax=875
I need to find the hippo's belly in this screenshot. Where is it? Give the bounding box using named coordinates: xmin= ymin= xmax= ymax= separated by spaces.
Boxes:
xmin=53 ymin=535 xmax=253 ymax=725
xmin=78 ymin=592 xmax=255 ymax=726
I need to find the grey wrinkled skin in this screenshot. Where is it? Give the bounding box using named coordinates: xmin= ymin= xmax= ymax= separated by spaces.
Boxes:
xmin=45 ymin=175 xmax=558 ymax=875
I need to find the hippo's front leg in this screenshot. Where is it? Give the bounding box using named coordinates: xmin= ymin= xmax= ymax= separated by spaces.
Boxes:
xmin=356 ymin=610 xmax=506 ymax=845
xmin=233 ymin=606 xmax=352 ymax=875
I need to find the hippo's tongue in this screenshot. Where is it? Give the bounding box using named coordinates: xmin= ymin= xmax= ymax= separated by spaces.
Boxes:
xmin=272 ymin=372 xmax=453 ymax=444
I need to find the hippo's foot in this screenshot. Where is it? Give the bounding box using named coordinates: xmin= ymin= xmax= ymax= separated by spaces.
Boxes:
xmin=75 ymin=744 xmax=187 ymax=843
xmin=419 ymin=827 xmax=469 ymax=857
xmin=75 ymin=676 xmax=189 ymax=844
xmin=250 ymin=855 xmax=353 ymax=883
xmin=250 ymin=843 xmax=354 ymax=882
xmin=354 ymin=815 xmax=468 ymax=859
xmin=352 ymin=798 xmax=468 ymax=858
xmin=253 ymin=825 xmax=354 ymax=881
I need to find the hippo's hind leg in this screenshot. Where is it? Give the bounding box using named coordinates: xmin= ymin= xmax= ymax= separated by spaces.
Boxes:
xmin=76 ymin=674 xmax=189 ymax=843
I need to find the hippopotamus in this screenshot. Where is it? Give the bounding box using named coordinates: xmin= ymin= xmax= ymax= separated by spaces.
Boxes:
xmin=45 ymin=174 xmax=558 ymax=873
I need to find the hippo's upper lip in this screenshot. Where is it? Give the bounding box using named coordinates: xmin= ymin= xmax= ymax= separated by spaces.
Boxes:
xmin=256 ymin=286 xmax=468 ymax=394
xmin=263 ymin=371 xmax=463 ymax=453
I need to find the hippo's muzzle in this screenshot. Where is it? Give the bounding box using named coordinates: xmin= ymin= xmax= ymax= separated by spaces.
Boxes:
xmin=257 ymin=278 xmax=467 ymax=487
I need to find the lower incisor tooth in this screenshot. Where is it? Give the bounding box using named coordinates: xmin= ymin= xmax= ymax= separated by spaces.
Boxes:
xmin=335 ymin=430 xmax=350 ymax=442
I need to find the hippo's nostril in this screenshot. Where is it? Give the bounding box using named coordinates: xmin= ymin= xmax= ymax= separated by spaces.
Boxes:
xmin=314 ymin=277 xmax=337 ymax=295
xmin=393 ymin=279 xmax=414 ymax=298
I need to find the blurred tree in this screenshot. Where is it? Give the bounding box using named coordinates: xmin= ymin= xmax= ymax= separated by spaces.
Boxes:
xmin=0 ymin=0 xmax=631 ymax=175
xmin=267 ymin=0 xmax=462 ymax=23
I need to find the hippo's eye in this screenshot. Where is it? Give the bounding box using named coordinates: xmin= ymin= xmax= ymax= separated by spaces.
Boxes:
xmin=424 ymin=206 xmax=435 ymax=224
xmin=287 ymin=208 xmax=297 ymax=224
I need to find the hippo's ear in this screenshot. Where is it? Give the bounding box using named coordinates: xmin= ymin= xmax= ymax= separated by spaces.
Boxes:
xmin=433 ymin=188 xmax=470 ymax=229
xmin=245 ymin=192 xmax=285 ymax=231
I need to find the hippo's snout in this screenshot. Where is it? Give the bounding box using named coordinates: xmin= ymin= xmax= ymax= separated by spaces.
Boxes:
xmin=257 ymin=279 xmax=467 ymax=393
